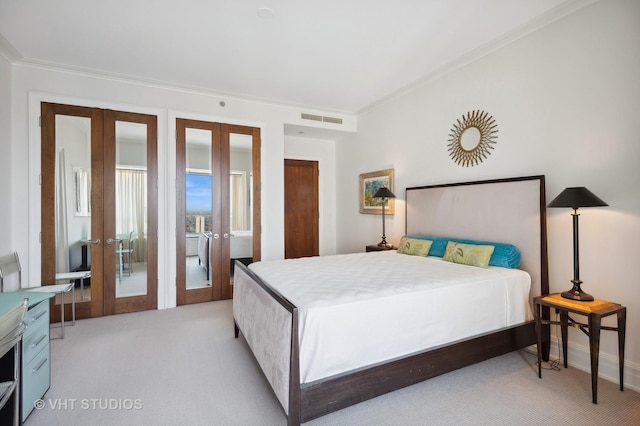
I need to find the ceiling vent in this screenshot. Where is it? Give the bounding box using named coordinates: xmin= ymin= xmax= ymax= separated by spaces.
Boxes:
xmin=301 ymin=113 xmax=343 ymax=125
xmin=301 ymin=113 xmax=322 ymax=122
xmin=322 ymin=116 xmax=343 ymax=124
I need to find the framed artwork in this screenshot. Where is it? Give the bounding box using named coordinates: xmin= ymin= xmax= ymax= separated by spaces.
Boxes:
xmin=359 ymin=169 xmax=394 ymax=214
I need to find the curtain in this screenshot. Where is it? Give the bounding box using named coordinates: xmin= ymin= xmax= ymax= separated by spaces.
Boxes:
xmin=74 ymin=168 xmax=91 ymax=215
xmin=55 ymin=147 xmax=70 ymax=273
xmin=115 ymin=169 xmax=147 ymax=262
xmin=230 ymin=173 xmax=245 ymax=231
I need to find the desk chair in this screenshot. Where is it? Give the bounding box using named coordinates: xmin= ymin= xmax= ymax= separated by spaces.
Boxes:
xmin=0 ymin=251 xmax=76 ymax=338
xmin=0 ymin=252 xmax=21 ymax=293
xmin=116 ymin=231 xmax=135 ymax=277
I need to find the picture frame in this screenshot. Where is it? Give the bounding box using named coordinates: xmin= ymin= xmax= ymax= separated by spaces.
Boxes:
xmin=359 ymin=169 xmax=394 ymax=215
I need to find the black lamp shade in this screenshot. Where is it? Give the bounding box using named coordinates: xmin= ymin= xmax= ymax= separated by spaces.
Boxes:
xmin=372 ymin=187 xmax=396 ymax=199
xmin=548 ymin=187 xmax=608 ymax=209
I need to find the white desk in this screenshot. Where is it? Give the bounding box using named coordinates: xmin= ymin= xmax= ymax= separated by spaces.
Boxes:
xmin=56 ymin=271 xmax=91 ymax=301
xmin=24 ymin=283 xmax=74 ymax=339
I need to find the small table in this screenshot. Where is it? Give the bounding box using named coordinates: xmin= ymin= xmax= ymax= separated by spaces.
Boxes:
xmin=533 ymin=293 xmax=626 ymax=404
xmin=24 ymin=283 xmax=75 ymax=339
xmin=56 ymin=271 xmax=91 ymax=301
xmin=366 ymin=244 xmax=396 ymax=252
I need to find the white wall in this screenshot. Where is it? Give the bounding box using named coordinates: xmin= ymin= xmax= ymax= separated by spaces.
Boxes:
xmin=6 ymin=65 xmax=354 ymax=305
xmin=0 ymin=53 xmax=11 ymax=261
xmin=336 ymin=0 xmax=640 ymax=390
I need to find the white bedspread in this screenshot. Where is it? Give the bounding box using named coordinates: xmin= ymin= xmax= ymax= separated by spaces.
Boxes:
xmin=248 ymin=251 xmax=532 ymax=384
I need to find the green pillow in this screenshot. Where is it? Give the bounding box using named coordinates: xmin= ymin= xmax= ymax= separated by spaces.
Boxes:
xmin=397 ymin=237 xmax=433 ymax=257
xmin=443 ymin=241 xmax=495 ymax=268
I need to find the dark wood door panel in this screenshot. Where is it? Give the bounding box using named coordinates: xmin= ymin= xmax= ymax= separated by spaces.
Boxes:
xmin=284 ymin=159 xmax=319 ymax=259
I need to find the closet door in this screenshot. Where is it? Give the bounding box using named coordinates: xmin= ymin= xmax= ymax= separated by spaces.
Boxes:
xmin=176 ymin=119 xmax=221 ymax=304
xmin=41 ymin=103 xmax=158 ymax=319
xmin=103 ymin=110 xmax=158 ymax=314
xmin=41 ymin=103 xmax=105 ymax=319
xmin=176 ymin=120 xmax=261 ymax=305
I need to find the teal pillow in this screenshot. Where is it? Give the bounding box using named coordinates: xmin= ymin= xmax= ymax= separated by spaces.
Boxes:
xmin=403 ymin=235 xmax=521 ymax=268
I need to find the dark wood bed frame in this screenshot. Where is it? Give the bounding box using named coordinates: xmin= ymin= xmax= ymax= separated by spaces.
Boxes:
xmin=234 ymin=175 xmax=551 ymax=425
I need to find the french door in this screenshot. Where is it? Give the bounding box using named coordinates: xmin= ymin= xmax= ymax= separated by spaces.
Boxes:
xmin=176 ymin=119 xmax=261 ymax=305
xmin=41 ymin=103 xmax=158 ymax=319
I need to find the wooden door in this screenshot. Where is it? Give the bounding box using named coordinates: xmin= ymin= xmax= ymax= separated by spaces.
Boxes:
xmin=41 ymin=103 xmax=158 ymax=320
xmin=284 ymin=159 xmax=319 ymax=259
xmin=103 ymin=110 xmax=158 ymax=315
xmin=176 ymin=120 xmax=261 ymax=305
xmin=41 ymin=103 xmax=105 ymax=319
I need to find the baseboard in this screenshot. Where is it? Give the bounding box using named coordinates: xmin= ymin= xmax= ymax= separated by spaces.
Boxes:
xmin=532 ymin=336 xmax=640 ymax=393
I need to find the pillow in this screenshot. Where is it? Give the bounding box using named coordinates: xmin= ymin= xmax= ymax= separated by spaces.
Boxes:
xmin=443 ymin=241 xmax=495 ymax=268
xmin=403 ymin=235 xmax=521 ymax=268
xmin=397 ymin=237 xmax=433 ymax=257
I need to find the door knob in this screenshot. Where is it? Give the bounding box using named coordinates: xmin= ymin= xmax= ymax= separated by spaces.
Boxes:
xmin=213 ymin=233 xmax=220 ymax=239
xmin=106 ymin=238 xmax=116 ymax=245
xmin=223 ymin=233 xmax=230 ymax=239
xmin=86 ymin=239 xmax=101 ymax=245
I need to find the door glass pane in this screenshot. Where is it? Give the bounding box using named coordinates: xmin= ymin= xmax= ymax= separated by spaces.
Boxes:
xmin=229 ymin=133 xmax=253 ymax=279
xmin=55 ymin=115 xmax=92 ymax=304
xmin=185 ymin=128 xmax=213 ymax=290
xmin=114 ymin=121 xmax=148 ymax=298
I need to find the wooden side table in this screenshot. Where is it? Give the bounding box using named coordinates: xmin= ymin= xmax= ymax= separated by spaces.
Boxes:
xmin=533 ymin=293 xmax=626 ymax=404
xmin=365 ymin=245 xmax=396 ymax=252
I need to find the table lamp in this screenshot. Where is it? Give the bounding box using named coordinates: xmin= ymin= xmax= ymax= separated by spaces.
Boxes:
xmin=372 ymin=187 xmax=396 ymax=247
xmin=548 ymin=187 xmax=608 ymax=301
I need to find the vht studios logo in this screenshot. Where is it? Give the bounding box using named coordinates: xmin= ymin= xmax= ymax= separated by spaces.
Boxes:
xmin=35 ymin=398 xmax=143 ymax=410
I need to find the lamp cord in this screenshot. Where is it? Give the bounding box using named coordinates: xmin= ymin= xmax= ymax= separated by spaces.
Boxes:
xmin=536 ymin=310 xmax=562 ymax=372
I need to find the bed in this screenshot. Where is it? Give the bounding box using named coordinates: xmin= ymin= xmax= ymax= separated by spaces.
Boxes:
xmin=233 ymin=175 xmax=550 ymax=425
xmin=230 ymin=230 xmax=253 ymax=260
xmin=230 ymin=230 xmax=253 ymax=275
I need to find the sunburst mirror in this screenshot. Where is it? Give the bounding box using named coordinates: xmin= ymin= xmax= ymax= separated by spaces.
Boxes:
xmin=447 ymin=110 xmax=498 ymax=167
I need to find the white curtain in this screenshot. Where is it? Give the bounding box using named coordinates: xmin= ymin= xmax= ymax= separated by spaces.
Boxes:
xmin=55 ymin=147 xmax=70 ymax=273
xmin=74 ymin=168 xmax=91 ymax=215
xmin=115 ymin=169 xmax=147 ymax=262
xmin=230 ymin=173 xmax=245 ymax=231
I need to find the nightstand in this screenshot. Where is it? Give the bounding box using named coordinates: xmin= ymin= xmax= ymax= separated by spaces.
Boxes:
xmin=365 ymin=245 xmax=396 ymax=252
xmin=533 ymin=293 xmax=626 ymax=404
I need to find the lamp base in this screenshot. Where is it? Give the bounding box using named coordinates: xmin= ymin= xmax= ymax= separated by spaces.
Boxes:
xmin=560 ymin=281 xmax=594 ymax=301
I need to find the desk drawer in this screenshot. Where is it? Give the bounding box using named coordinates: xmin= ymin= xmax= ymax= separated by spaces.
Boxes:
xmin=22 ymin=347 xmax=50 ymax=421
xmin=22 ymin=322 xmax=50 ymax=365
xmin=24 ymin=301 xmax=50 ymax=339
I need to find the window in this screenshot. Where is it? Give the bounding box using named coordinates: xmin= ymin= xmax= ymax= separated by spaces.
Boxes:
xmin=185 ymin=172 xmax=212 ymax=233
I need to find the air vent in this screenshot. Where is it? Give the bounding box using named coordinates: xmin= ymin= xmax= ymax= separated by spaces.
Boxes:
xmin=301 ymin=113 xmax=322 ymax=122
xmin=322 ymin=116 xmax=343 ymax=124
xmin=301 ymin=113 xmax=343 ymax=125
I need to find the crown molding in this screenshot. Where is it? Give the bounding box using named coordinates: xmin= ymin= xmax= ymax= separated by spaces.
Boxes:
xmin=358 ymin=0 xmax=598 ymax=115
xmin=0 ymin=32 xmax=22 ymax=62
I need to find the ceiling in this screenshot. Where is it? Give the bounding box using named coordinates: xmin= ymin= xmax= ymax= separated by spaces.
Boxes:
xmin=0 ymin=0 xmax=592 ymax=114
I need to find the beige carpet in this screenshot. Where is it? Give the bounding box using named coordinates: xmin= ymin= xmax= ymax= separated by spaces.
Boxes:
xmin=25 ymin=300 xmax=640 ymax=426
